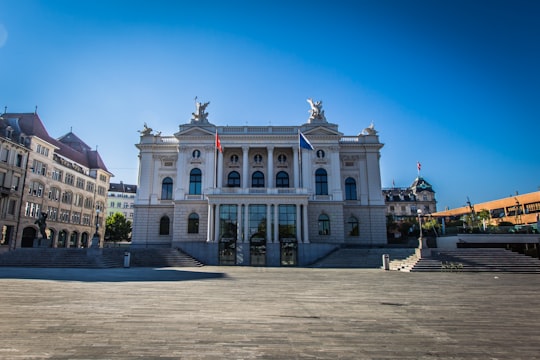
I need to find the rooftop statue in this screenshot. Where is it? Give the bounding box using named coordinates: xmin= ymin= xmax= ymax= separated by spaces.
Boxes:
xmin=307 ymin=98 xmax=326 ymax=122
xmin=191 ymin=100 xmax=210 ymax=123
xmin=138 ymin=122 xmax=153 ymax=136
xmin=362 ymin=122 xmax=378 ymax=135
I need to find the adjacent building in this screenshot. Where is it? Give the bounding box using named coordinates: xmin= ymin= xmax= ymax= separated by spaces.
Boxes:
xmin=383 ymin=176 xmax=437 ymax=221
xmin=433 ymin=190 xmax=540 ymax=227
xmin=106 ymin=182 xmax=137 ymax=220
xmin=132 ymin=100 xmax=387 ymax=266
xmin=0 ymin=112 xmax=112 ymax=249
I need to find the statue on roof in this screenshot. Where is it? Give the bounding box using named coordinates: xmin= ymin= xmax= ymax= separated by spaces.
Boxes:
xmin=307 ymin=98 xmax=326 ymax=123
xmin=138 ymin=123 xmax=153 ymax=136
xmin=191 ymin=99 xmax=210 ymax=123
xmin=362 ymin=122 xmax=378 ymax=135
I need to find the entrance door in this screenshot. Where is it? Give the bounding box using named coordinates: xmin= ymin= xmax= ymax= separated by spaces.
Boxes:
xmin=219 ymin=238 xmax=236 ymax=265
xmin=280 ymin=237 xmax=297 ymax=266
xmin=250 ymin=236 xmax=266 ymax=266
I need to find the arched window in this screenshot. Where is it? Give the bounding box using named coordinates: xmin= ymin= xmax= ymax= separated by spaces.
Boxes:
xmin=347 ymin=216 xmax=359 ymax=236
xmin=227 ymin=171 xmax=241 ymax=187
xmin=345 ymin=177 xmax=357 ymax=200
xmin=315 ymin=168 xmax=328 ymax=195
xmin=188 ymin=213 xmax=199 ymax=234
xmin=318 ymin=214 xmax=330 ymax=235
xmin=189 ymin=168 xmax=202 ymax=194
xmin=159 ymin=216 xmax=170 ymax=235
xmin=276 ymin=171 xmax=289 ymax=188
xmin=161 ymin=177 xmax=173 ymax=200
xmin=252 ymin=171 xmax=264 ymax=188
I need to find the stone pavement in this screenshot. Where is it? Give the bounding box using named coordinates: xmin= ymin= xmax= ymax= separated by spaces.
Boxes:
xmin=0 ymin=267 xmax=539 ymax=359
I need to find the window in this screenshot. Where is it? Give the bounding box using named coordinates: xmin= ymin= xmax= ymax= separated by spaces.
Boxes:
xmin=51 ymin=169 xmax=63 ymax=181
xmin=28 ymin=181 xmax=44 ymax=197
xmin=32 ymin=160 xmax=47 ymax=176
xmin=276 ymin=171 xmax=289 ymax=188
xmin=316 ymin=149 xmax=325 ymax=158
xmin=230 ymin=154 xmax=239 ymax=163
xmin=161 ymin=177 xmax=173 ymax=200
xmin=189 ymin=168 xmax=202 ymax=194
xmin=76 ymin=177 xmax=85 ymax=189
xmin=227 ymin=171 xmax=240 ymax=187
xmin=188 ymin=213 xmax=199 ymax=234
xmin=277 ymin=154 xmax=287 ymax=163
xmin=159 ymin=216 xmax=170 ymax=235
xmin=278 ymin=204 xmax=296 ymax=238
xmin=16 ymin=153 xmax=23 ymax=167
xmin=65 ymin=173 xmax=75 ymax=185
xmin=192 ymin=149 xmax=201 ymax=158
xmin=315 ymin=168 xmax=328 ymax=195
xmin=347 ymin=216 xmax=359 ymax=236
xmin=1 ymin=148 xmax=9 ymax=162
xmin=252 ymin=171 xmax=264 ymax=188
xmin=254 ymin=154 xmax=262 ymax=164
xmin=61 ymin=191 xmax=73 ymax=204
xmin=345 ymin=177 xmax=357 ymax=200
xmin=318 ymin=214 xmax=330 ymax=235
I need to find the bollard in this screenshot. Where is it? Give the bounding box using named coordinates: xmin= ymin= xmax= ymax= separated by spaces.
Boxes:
xmin=382 ymin=254 xmax=390 ymax=270
xmin=124 ymin=251 xmax=131 ymax=268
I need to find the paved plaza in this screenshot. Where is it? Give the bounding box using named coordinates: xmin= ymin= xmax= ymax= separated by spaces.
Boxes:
xmin=0 ymin=266 xmax=539 ymax=359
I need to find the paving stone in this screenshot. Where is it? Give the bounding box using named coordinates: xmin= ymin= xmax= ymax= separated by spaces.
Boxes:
xmin=0 ymin=267 xmax=539 ymax=359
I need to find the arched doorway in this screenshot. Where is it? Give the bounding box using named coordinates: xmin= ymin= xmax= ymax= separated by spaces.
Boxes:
xmin=21 ymin=227 xmax=37 ymax=248
xmin=58 ymin=230 xmax=67 ymax=248
xmin=69 ymin=232 xmax=78 ymax=248
xmin=81 ymin=232 xmax=89 ymax=248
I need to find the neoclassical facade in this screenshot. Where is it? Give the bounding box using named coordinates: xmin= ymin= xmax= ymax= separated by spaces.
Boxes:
xmin=132 ymin=100 xmax=386 ymax=265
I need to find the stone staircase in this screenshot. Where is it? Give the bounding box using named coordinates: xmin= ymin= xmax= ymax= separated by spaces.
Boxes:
xmin=392 ymin=248 xmax=540 ymax=273
xmin=0 ymin=248 xmax=203 ymax=268
xmin=311 ymin=247 xmax=416 ymax=268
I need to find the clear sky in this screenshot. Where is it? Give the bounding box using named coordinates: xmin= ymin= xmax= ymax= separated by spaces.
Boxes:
xmin=1 ymin=0 xmax=539 ymax=210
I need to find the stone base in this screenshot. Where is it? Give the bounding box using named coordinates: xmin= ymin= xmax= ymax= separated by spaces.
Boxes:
xmin=415 ymin=247 xmax=432 ymax=258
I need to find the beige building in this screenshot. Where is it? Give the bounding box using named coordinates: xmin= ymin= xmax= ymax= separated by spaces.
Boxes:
xmin=132 ymin=100 xmax=387 ymax=266
xmin=0 ymin=112 xmax=112 ymax=249
xmin=0 ymin=115 xmax=30 ymax=250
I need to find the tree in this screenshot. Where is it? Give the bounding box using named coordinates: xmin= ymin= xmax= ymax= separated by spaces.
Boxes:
xmin=105 ymin=212 xmax=132 ymax=242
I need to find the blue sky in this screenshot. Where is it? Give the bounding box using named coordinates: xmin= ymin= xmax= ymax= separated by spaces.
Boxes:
xmin=1 ymin=0 xmax=539 ymax=210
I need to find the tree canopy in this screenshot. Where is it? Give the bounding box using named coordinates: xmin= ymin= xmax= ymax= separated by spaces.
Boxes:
xmin=105 ymin=212 xmax=132 ymax=242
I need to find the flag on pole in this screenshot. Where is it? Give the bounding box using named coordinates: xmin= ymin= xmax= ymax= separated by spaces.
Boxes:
xmin=417 ymin=161 xmax=421 ymax=173
xmin=299 ymin=131 xmax=314 ymax=150
xmin=216 ymin=132 xmax=223 ymax=153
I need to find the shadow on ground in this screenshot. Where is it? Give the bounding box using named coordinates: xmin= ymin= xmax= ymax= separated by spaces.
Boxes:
xmin=0 ymin=267 xmax=227 ymax=282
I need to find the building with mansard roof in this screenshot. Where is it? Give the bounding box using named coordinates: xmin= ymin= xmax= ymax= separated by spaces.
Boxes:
xmin=0 ymin=112 xmax=112 ymax=249
xmin=383 ymin=176 xmax=437 ymax=221
xmin=132 ymin=100 xmax=387 ymax=266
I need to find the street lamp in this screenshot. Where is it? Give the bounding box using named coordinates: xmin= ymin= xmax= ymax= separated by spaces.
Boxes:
xmin=417 ymin=209 xmax=427 ymax=249
xmin=94 ymin=209 xmax=101 ymax=237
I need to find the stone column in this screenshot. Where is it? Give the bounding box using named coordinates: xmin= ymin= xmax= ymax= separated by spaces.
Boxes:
xmin=242 ymin=146 xmax=249 ymax=189
xmin=214 ymin=204 xmax=221 ymax=242
xmin=207 ymin=203 xmax=213 ymax=242
xmin=296 ymin=204 xmax=301 ymax=242
xmin=293 ymin=147 xmax=299 ymax=188
xmin=274 ymin=204 xmax=279 ymax=243
xmin=237 ymin=204 xmax=243 ymax=242
xmin=266 ymin=204 xmax=272 ymax=243
xmin=303 ymin=203 xmax=310 ymax=243
xmin=217 ymin=150 xmax=223 ymax=188
xmin=244 ymin=204 xmax=249 ymax=243
xmin=267 ymin=146 xmax=274 ymax=188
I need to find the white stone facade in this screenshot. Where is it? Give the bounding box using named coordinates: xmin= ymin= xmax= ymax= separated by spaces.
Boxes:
xmin=133 ymin=103 xmax=386 ymax=265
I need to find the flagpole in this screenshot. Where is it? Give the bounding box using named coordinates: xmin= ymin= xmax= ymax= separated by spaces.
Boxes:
xmin=298 ymin=129 xmax=303 ymax=188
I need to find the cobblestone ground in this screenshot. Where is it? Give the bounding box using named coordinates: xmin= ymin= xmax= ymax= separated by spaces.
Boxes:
xmin=0 ymin=267 xmax=539 ymax=359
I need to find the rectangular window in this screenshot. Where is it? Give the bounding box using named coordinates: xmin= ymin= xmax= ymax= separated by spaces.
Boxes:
xmin=51 ymin=169 xmax=63 ymax=181
xmin=1 ymin=148 xmax=9 ymax=162
xmin=16 ymin=154 xmax=23 ymax=167
xmin=65 ymin=173 xmax=75 ymax=185
xmin=278 ymin=205 xmax=296 ymax=239
xmin=219 ymin=204 xmax=238 ymax=239
xmin=8 ymin=200 xmax=17 ymax=215
xmin=76 ymin=177 xmax=85 ymax=189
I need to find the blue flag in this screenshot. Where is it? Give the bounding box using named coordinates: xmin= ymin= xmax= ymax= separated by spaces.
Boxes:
xmin=299 ymin=132 xmax=314 ymax=150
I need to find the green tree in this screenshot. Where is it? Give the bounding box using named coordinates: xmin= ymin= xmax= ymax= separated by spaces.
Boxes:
xmin=105 ymin=212 xmax=132 ymax=242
